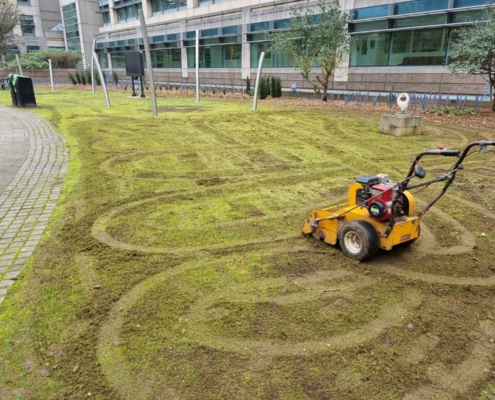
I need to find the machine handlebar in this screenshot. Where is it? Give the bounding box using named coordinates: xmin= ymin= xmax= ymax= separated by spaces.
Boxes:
xmin=418 ymin=149 xmax=461 ymax=157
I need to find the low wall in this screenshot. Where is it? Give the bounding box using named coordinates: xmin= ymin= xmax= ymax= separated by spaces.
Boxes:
xmin=0 ymin=67 xmax=488 ymax=96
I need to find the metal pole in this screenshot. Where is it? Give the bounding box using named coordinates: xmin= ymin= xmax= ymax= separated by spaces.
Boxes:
xmin=93 ymin=51 xmax=110 ymax=108
xmin=15 ymin=54 xmax=23 ymax=76
xmin=252 ymin=52 xmax=265 ymax=111
xmin=91 ymin=38 xmax=96 ymax=94
xmin=48 ymin=59 xmax=54 ymax=91
xmin=195 ymin=30 xmax=199 ymax=103
xmin=138 ymin=9 xmax=158 ymax=117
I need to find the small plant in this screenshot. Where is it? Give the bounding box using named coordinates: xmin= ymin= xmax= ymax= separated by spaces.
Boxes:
xmin=459 ymin=106 xmax=473 ymax=116
xmin=272 ymin=76 xmax=282 ymax=98
xmin=246 ymin=76 xmax=251 ymax=93
xmin=68 ymin=73 xmax=77 ymax=85
xmin=75 ymin=72 xmax=82 ymax=84
xmin=259 ymin=76 xmax=270 ymax=99
xmin=81 ymin=72 xmax=87 ymax=85
xmin=112 ymin=71 xmax=119 ymax=85
xmin=85 ymin=71 xmax=92 ymax=85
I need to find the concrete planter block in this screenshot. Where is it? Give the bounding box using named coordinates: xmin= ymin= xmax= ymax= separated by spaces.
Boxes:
xmin=380 ymin=114 xmax=423 ymax=136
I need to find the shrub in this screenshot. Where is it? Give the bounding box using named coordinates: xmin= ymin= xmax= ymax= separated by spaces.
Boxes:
xmin=68 ymin=73 xmax=77 ymax=85
xmin=7 ymin=50 xmax=81 ymax=70
xmin=271 ymin=76 xmax=282 ymax=98
xmin=85 ymin=71 xmax=91 ymax=85
xmin=81 ymin=72 xmax=87 ymax=85
xmin=112 ymin=71 xmax=119 ymax=85
xmin=259 ymin=76 xmax=270 ymax=99
xmin=246 ymin=76 xmax=251 ymax=93
xmin=75 ymin=72 xmax=82 ymax=84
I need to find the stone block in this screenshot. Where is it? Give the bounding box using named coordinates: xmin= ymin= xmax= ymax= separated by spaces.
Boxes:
xmin=380 ymin=114 xmax=423 ymax=136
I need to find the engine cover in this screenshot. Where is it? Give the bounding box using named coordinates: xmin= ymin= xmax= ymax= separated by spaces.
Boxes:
xmin=367 ymin=183 xmax=394 ymax=222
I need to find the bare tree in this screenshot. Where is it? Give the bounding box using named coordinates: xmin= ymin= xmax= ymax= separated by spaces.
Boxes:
xmin=0 ymin=1 xmax=20 ymax=59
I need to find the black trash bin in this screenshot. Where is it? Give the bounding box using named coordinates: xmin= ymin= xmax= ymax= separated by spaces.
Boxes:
xmin=8 ymin=74 xmax=37 ymax=107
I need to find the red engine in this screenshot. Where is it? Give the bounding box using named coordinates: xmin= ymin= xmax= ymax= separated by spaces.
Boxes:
xmin=355 ymin=175 xmax=395 ymax=222
xmin=367 ymin=183 xmax=394 ymax=222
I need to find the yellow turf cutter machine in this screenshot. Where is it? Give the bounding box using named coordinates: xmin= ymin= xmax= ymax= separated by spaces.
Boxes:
xmin=302 ymin=141 xmax=495 ymax=261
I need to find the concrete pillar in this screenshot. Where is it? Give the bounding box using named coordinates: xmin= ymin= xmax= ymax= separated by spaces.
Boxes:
xmin=241 ymin=6 xmax=251 ymax=80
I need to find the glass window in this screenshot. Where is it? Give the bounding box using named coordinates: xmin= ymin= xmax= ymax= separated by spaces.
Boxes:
xmin=222 ymin=26 xmax=239 ymax=35
xmin=393 ymin=14 xmax=447 ymax=28
xmin=452 ymin=10 xmax=484 ymax=22
xmin=353 ymin=5 xmax=389 ymax=20
xmin=453 ymin=0 xmax=486 ymax=7
xmin=186 ymin=43 xmax=241 ymax=68
xmin=62 ymin=3 xmax=80 ymax=52
xmin=152 ymin=49 xmax=181 ymax=68
xmin=389 ymin=28 xmax=447 ymax=65
xmin=248 ymin=33 xmax=269 ymax=41
xmin=102 ymin=12 xmax=110 ymax=25
xmin=198 ymin=0 xmax=227 ymax=5
xmin=250 ymin=42 xmax=293 ymax=68
xmin=111 ymin=53 xmax=125 ymax=68
xmin=26 ymin=45 xmax=40 ymax=51
xmin=98 ymin=53 xmax=108 ymax=68
xmin=351 ymin=20 xmax=388 ymax=32
xmin=350 ymin=32 xmax=390 ymax=66
xmin=18 ymin=0 xmax=31 ymax=5
xmin=274 ymin=18 xmax=291 ymax=29
xmin=20 ymin=15 xmax=35 ymax=37
xmin=118 ymin=3 xmax=142 ymax=23
xmin=250 ymin=22 xmax=269 ymax=32
xmin=186 ymin=31 xmax=196 ymax=39
xmin=201 ymin=28 xmax=218 ymax=37
xmin=394 ymin=0 xmax=449 ymax=15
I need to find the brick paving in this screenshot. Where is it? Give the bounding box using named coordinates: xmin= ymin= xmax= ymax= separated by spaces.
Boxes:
xmin=0 ymin=106 xmax=68 ymax=305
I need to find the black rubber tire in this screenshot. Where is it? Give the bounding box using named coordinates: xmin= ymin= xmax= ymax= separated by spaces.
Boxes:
xmin=338 ymin=221 xmax=380 ymax=261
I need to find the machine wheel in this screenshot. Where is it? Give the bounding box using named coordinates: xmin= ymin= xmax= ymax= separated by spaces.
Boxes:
xmin=338 ymin=221 xmax=380 ymax=261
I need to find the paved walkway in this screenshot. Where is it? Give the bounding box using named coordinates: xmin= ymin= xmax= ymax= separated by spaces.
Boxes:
xmin=0 ymin=106 xmax=68 ymax=305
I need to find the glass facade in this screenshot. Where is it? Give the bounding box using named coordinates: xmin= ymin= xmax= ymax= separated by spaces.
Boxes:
xmin=353 ymin=5 xmax=389 ymax=20
xmin=152 ymin=0 xmax=187 ymax=15
xmin=250 ymin=42 xmax=293 ymax=68
xmin=393 ymin=14 xmax=447 ymax=28
xmin=186 ymin=44 xmax=241 ymax=68
xmin=198 ymin=0 xmax=228 ymax=6
xmin=117 ymin=3 xmax=142 ymax=23
xmin=93 ymin=1 xmax=491 ymax=70
xmin=62 ymin=3 xmax=81 ymax=52
xmin=351 ymin=33 xmax=390 ymax=66
xmin=98 ymin=53 xmax=109 ymax=68
xmin=152 ymin=49 xmax=182 ymax=68
xmin=350 ymin=28 xmax=449 ymax=67
xmin=453 ymin=0 xmax=487 ymax=7
xmin=394 ymin=0 xmax=449 ymax=15
xmin=111 ymin=53 xmax=125 ymax=68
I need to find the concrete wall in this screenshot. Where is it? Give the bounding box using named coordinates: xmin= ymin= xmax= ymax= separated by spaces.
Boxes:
xmin=39 ymin=0 xmax=63 ymax=31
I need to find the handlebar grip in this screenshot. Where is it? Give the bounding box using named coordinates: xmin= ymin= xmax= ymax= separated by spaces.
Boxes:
xmin=440 ymin=150 xmax=461 ymax=157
